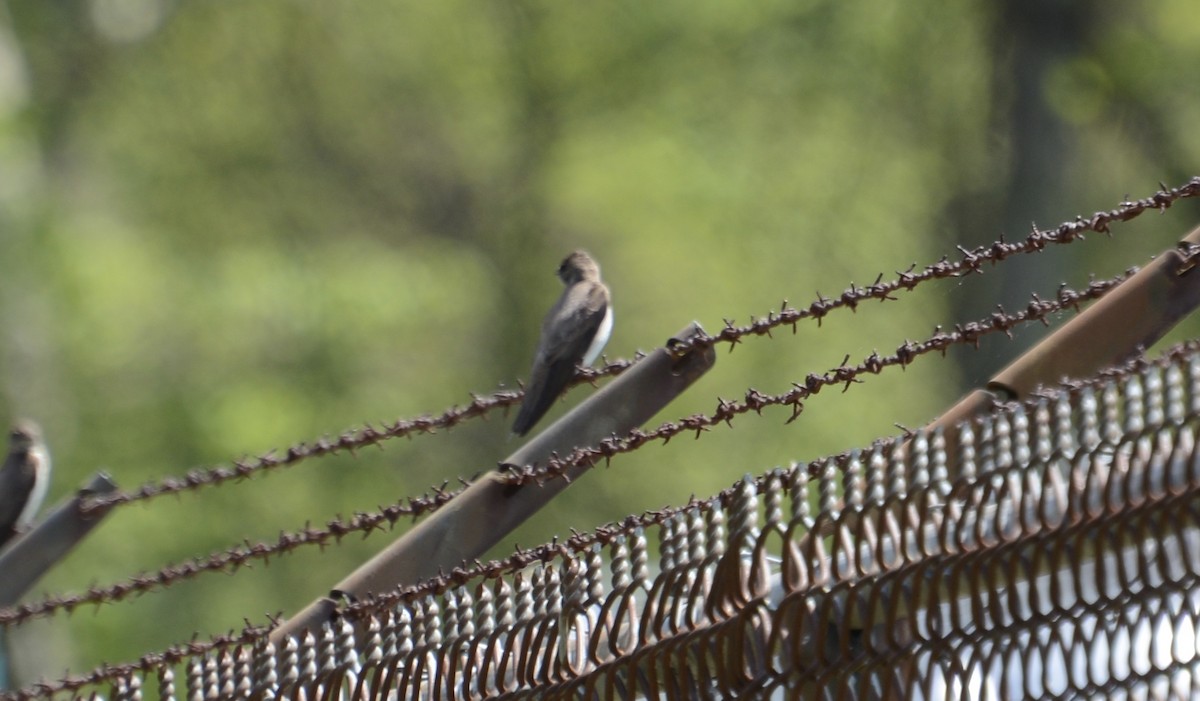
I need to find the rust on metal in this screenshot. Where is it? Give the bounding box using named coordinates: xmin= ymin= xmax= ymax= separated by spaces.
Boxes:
xmin=0 ymin=266 xmax=1142 ymax=630
xmin=269 ymin=323 xmax=717 ymax=643
xmin=12 ymin=344 xmax=1200 ymax=699
xmin=989 ymin=224 xmax=1200 ymax=400
xmin=7 ymin=179 xmax=1200 ymax=700
xmin=76 ymin=178 xmax=1200 ymax=516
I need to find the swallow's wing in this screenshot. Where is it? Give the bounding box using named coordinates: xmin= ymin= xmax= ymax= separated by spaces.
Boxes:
xmin=511 ymin=281 xmax=610 ymax=437
xmin=541 ymin=281 xmax=609 ymax=365
xmin=0 ymin=452 xmax=37 ymax=546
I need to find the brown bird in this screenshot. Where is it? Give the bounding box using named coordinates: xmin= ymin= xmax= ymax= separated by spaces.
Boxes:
xmin=0 ymin=420 xmax=51 ymax=548
xmin=512 ymin=251 xmax=613 ymax=437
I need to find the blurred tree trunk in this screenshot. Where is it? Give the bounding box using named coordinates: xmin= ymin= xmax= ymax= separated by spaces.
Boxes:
xmin=951 ymin=0 xmax=1097 ymax=385
xmin=5 ymin=1 xmax=107 ymax=167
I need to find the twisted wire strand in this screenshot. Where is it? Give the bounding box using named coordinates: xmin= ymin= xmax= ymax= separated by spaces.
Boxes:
xmin=498 ymin=274 xmax=1130 ymax=486
xmin=661 ymin=176 xmax=1200 ymax=358
xmin=0 ymin=272 xmax=1128 ymax=631
xmin=6 ymin=180 xmax=1200 ymax=697
xmin=79 ymin=176 xmax=1200 ymax=515
xmin=6 ymin=280 xmax=1191 ymax=701
xmin=15 ymin=339 xmax=1200 ymax=699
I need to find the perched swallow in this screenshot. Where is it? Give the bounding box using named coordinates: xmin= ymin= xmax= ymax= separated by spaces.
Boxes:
xmin=512 ymin=250 xmax=613 ymax=437
xmin=0 ymin=421 xmax=51 ymax=548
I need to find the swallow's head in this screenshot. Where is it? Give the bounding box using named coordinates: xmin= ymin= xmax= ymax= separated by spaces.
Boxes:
xmin=558 ymin=250 xmax=601 ymax=284
xmin=8 ymin=421 xmax=42 ymax=453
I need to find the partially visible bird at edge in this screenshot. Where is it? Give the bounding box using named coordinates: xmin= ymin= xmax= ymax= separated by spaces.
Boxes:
xmin=0 ymin=420 xmax=51 ymax=549
xmin=511 ymin=250 xmax=613 ymax=437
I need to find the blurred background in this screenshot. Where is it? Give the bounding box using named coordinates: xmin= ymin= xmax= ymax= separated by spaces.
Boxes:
xmin=0 ymin=0 xmax=1198 ymax=684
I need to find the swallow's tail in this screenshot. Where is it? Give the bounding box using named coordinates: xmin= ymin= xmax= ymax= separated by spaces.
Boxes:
xmin=511 ymin=360 xmax=577 ymax=437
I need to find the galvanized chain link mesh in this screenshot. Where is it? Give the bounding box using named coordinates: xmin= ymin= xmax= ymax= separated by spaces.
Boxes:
xmin=19 ymin=343 xmax=1200 ymax=700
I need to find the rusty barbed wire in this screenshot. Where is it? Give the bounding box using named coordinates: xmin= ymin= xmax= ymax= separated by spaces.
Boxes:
xmin=5 ymin=184 xmax=1197 ymax=696
xmin=75 ymin=359 xmax=641 ymax=515
xmin=75 ymin=178 xmax=1200 ymax=517
xmin=15 ymin=327 xmax=1200 ymax=700
xmin=0 ymin=270 xmax=1131 ymax=632
xmin=0 ymin=462 xmax=824 ymax=699
xmin=0 ymin=622 xmax=272 ymax=701
xmin=318 ymin=310 xmax=1200 ymax=628
xmin=661 ymin=176 xmax=1200 ymax=358
xmin=0 ymin=484 xmax=468 ymax=628
xmin=76 ymin=397 xmax=509 ymax=514
xmin=0 ymin=491 xmax=734 ymax=698
xmin=0 ymin=469 xmax=772 ymax=698
xmin=499 ymin=272 xmax=1134 ymax=487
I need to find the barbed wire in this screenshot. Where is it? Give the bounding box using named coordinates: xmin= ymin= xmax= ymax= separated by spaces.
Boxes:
xmin=0 ymin=270 xmax=1130 ymax=630
xmin=15 ymin=328 xmax=1200 ymax=701
xmin=498 ymin=272 xmax=1134 ymax=486
xmin=661 ymin=176 xmax=1200 ymax=358
xmin=7 ymin=181 xmax=1197 ymax=697
xmin=0 ymin=485 xmax=467 ymax=628
xmin=4 ymin=478 xmax=764 ymax=699
xmin=75 ymin=360 xmax=641 ymax=515
xmin=76 ymin=177 xmax=1200 ymax=516
xmin=2 ymin=453 xmax=821 ymax=699
xmin=0 ymin=622 xmax=271 ymax=701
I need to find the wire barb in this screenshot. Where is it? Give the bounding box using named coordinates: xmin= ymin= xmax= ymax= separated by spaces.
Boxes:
xmin=15 ymin=331 xmax=1200 ymax=699
xmin=74 ymin=178 xmax=1200 ymax=518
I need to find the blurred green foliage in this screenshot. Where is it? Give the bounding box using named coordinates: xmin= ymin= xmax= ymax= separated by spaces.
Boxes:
xmin=0 ymin=0 xmax=1197 ymax=685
